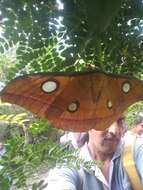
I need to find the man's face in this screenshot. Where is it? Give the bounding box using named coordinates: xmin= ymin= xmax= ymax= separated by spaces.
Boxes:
xmin=136 ymin=122 xmax=143 ymax=135
xmin=88 ymin=121 xmax=125 ymax=155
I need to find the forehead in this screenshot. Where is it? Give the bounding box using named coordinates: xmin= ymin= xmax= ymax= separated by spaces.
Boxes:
xmin=89 ymin=119 xmax=127 ymax=134
xmin=90 ymin=122 xmax=121 ymax=133
xmin=109 ymin=121 xmax=125 ymax=130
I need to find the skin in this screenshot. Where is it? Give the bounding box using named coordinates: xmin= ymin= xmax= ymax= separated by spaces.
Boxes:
xmin=131 ymin=122 xmax=143 ymax=136
xmin=87 ymin=121 xmax=125 ymax=181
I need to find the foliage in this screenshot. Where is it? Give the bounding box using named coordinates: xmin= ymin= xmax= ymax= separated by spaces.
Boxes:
xmin=0 ymin=112 xmax=59 ymax=189
xmin=0 ymin=0 xmax=142 ymax=79
xmin=0 ymin=112 xmax=101 ymax=189
xmin=0 ymin=113 xmax=28 ymax=125
xmin=0 ymin=0 xmax=58 ymax=47
xmin=126 ymin=101 xmax=143 ymax=127
xmin=31 ymin=180 xmax=48 ymax=190
xmin=54 ymin=0 xmax=143 ymax=75
xmin=0 ymin=36 xmax=67 ymax=81
xmin=0 ymin=37 xmax=19 ymax=83
xmin=0 ymin=100 xmax=29 ymax=115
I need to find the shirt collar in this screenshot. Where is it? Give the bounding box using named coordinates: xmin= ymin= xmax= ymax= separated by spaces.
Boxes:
xmin=78 ymin=140 xmax=123 ymax=188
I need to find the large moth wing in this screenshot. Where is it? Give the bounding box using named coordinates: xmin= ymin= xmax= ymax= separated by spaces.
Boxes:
xmin=1 ymin=71 xmax=143 ymax=132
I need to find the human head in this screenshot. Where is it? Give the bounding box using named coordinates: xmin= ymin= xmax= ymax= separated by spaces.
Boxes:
xmin=131 ymin=113 xmax=143 ymax=135
xmin=88 ymin=116 xmax=127 ymax=156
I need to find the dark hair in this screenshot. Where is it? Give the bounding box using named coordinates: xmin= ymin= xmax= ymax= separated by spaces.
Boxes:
xmin=133 ymin=114 xmax=143 ymax=125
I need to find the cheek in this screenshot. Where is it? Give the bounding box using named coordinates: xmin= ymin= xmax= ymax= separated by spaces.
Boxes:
xmin=119 ymin=128 xmax=125 ymax=136
xmin=139 ymin=128 xmax=143 ymax=134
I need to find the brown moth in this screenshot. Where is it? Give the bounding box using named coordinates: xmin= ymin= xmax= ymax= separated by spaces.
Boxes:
xmin=1 ymin=70 xmax=143 ymax=132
